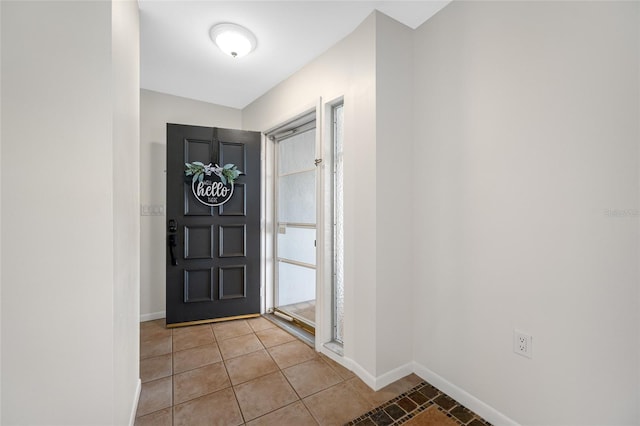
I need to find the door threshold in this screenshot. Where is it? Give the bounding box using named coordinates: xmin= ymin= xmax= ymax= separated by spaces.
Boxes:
xmin=264 ymin=313 xmax=315 ymax=348
xmin=166 ymin=313 xmax=260 ymax=328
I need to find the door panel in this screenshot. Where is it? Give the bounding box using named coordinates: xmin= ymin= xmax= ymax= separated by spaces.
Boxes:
xmin=274 ymin=126 xmax=317 ymax=328
xmin=219 ymin=141 xmax=246 ymax=170
xmin=166 ymin=124 xmax=261 ymax=326
xmin=278 ymin=171 xmax=316 ymax=223
xmin=184 ymin=225 xmax=214 ymax=259
xmin=219 ymin=184 xmax=246 ymax=216
xmin=277 ymin=227 xmax=315 ymax=265
xmin=183 ymin=138 xmax=215 ymax=217
xmin=219 ymin=265 xmax=246 ymax=299
xmin=277 ymin=261 xmax=315 ymax=305
xmin=278 ymin=134 xmax=315 ymax=175
xmin=219 ymin=225 xmax=246 ymax=257
xmin=184 ymin=269 xmax=214 ymax=302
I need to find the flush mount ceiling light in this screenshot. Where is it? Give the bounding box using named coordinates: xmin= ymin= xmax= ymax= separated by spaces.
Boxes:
xmin=209 ymin=23 xmax=257 ymax=58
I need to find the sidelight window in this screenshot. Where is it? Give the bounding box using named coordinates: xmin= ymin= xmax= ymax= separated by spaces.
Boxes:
xmin=332 ymin=103 xmax=344 ymax=344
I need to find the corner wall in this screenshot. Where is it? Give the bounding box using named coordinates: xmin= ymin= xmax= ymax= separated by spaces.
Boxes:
xmin=113 ymin=1 xmax=141 ymax=424
xmin=139 ymin=89 xmax=241 ymax=319
xmin=411 ymin=2 xmax=640 ymax=424
xmin=1 ymin=1 xmax=141 ymax=423
xmin=0 ymin=1 xmax=3 ymax=420
xmin=374 ymin=13 xmax=414 ymax=378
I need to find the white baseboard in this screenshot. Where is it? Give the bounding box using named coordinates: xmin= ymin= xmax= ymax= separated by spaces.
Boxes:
xmin=318 ymin=347 xmax=378 ymax=389
xmin=412 ymin=362 xmax=519 ymax=426
xmin=140 ymin=311 xmax=165 ymax=322
xmin=320 ymin=348 xmax=413 ymax=392
xmin=129 ymin=378 xmax=142 ymax=426
xmin=313 ymin=347 xmax=518 ymax=424
xmin=373 ymin=362 xmax=414 ymax=390
xmin=320 ymin=345 xmax=351 ymax=368
xmin=347 ymin=360 xmax=377 ymax=389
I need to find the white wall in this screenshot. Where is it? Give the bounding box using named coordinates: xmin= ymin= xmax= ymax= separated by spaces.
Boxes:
xmin=139 ymin=89 xmax=241 ymax=319
xmin=374 ymin=13 xmax=414 ymax=378
xmin=412 ymin=2 xmax=640 ymax=425
xmin=0 ymin=1 xmax=3 ymax=420
xmin=1 ymin=1 xmax=140 ymax=424
xmin=113 ymin=1 xmax=141 ymax=424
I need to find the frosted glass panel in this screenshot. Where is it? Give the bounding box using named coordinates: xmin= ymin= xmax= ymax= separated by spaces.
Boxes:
xmin=278 ymin=226 xmax=316 ymax=265
xmin=334 ymin=104 xmax=344 ymax=343
xmin=279 ymin=130 xmax=315 ymax=175
xmin=277 ymin=262 xmax=316 ymax=306
xmin=278 ymin=170 xmax=315 ymax=224
xmin=276 ymin=119 xmax=316 ymax=326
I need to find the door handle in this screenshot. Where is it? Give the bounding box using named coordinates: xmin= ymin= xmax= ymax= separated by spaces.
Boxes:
xmin=168 ymin=234 xmax=178 ymax=266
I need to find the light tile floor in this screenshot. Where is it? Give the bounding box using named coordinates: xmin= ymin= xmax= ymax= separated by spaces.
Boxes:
xmin=136 ymin=317 xmax=422 ymax=426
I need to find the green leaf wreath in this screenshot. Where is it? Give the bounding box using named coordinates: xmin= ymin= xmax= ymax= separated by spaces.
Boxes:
xmin=185 ymin=162 xmax=242 ymax=185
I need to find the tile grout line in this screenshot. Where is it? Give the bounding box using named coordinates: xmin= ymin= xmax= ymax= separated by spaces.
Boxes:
xmin=224 ymin=325 xmax=298 ymax=424
xmin=222 ymin=330 xmax=258 ymax=393
xmin=237 ymin=330 xmax=295 ymax=423
xmin=299 ymin=397 xmax=322 ymax=426
xmin=219 ymin=345 xmax=248 ymax=426
xmin=228 ymin=327 xmax=332 ymax=424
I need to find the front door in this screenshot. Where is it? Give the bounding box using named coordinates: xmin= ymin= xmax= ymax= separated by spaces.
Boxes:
xmin=166 ymin=124 xmax=261 ymax=326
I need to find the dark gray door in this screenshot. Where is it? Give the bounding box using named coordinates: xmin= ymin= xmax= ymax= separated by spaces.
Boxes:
xmin=166 ymin=124 xmax=261 ymax=326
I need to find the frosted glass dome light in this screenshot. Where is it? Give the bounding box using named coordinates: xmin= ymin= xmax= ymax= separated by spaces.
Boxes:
xmin=210 ymin=23 xmax=257 ymax=58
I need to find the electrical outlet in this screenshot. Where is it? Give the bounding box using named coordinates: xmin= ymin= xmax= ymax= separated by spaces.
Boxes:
xmin=514 ymin=330 xmax=532 ymax=358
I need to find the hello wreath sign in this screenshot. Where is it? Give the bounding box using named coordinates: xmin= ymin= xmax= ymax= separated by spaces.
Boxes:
xmin=184 ymin=162 xmax=242 ymax=207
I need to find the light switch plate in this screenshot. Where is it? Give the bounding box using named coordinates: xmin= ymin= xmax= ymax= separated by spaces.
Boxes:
xmin=141 ymin=205 xmax=165 ymax=216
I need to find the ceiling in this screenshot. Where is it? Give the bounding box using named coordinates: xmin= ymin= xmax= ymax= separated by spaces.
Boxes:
xmin=139 ymin=1 xmax=450 ymax=109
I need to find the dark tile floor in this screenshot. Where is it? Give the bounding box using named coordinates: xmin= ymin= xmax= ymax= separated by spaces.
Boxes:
xmin=345 ymin=381 xmax=491 ymax=426
xmin=135 ymin=317 xmax=423 ymax=425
